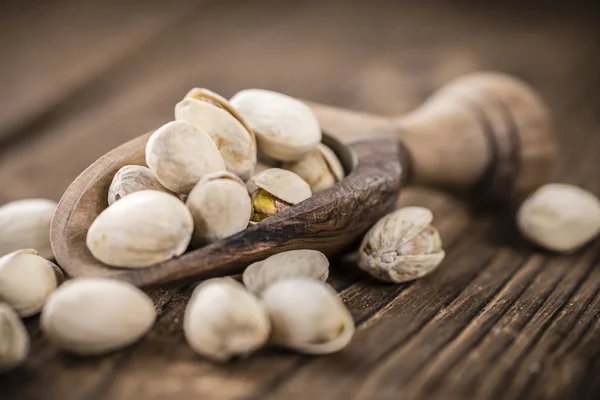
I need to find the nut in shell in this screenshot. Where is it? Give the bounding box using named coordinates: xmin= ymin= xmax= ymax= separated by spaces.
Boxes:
xmin=230 ymin=89 xmax=322 ymax=162
xmin=243 ymin=250 xmax=329 ymax=294
xmin=41 ymin=277 xmax=156 ymax=355
xmin=186 ymin=171 xmax=252 ymax=245
xmin=261 ymin=278 xmax=354 ymax=354
xmin=0 ymin=198 xmax=56 ymax=260
xmin=358 ymin=207 xmax=445 ymax=283
xmin=0 ymin=249 xmax=63 ymax=317
xmin=87 ymin=190 xmax=193 ymax=268
xmin=0 ymin=303 xmax=29 ymax=373
xmin=183 ymin=278 xmax=270 ymax=362
xmin=517 ymin=183 xmax=600 ymax=253
xmin=108 ymin=165 xmax=173 ymax=206
xmin=249 ymin=168 xmax=312 ymax=222
xmin=282 ymin=143 xmax=345 ymax=193
xmin=145 ymin=120 xmax=226 ymax=194
xmin=176 ymin=88 xmax=256 ymax=180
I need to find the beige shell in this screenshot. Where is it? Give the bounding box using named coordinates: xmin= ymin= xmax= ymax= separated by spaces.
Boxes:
xmin=245 ymin=161 xmax=278 ymax=194
xmin=175 ymin=89 xmax=256 ymax=180
xmin=108 ymin=165 xmax=173 ymax=206
xmin=358 ymin=207 xmax=445 ymax=283
xmin=145 ymin=120 xmax=226 ymax=194
xmin=0 ymin=249 xmax=63 ymax=317
xmin=230 ymin=89 xmax=322 ymax=162
xmin=183 ymin=278 xmax=270 ymax=362
xmin=40 ymin=277 xmax=156 ymax=355
xmin=0 ymin=303 xmax=29 ymax=373
xmin=261 ymin=278 xmax=354 ymax=354
xmin=517 ymin=183 xmax=600 ymax=253
xmin=186 ymin=171 xmax=252 ymax=245
xmin=282 ymin=144 xmax=345 ymax=193
xmin=86 ymin=190 xmax=193 ymax=268
xmin=243 ymin=250 xmax=329 ymax=294
xmin=0 ymin=198 xmax=56 ymax=259
xmin=250 ymin=168 xmax=312 ymax=204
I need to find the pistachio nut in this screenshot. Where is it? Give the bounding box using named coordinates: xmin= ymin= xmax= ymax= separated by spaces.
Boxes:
xmin=183 ymin=278 xmax=270 ymax=363
xmin=108 ymin=165 xmax=173 ymax=206
xmin=87 ymin=190 xmax=193 ymax=268
xmin=243 ymin=250 xmax=329 ymax=294
xmin=146 ymin=120 xmax=226 ymax=194
xmin=186 ymin=171 xmax=252 ymax=245
xmin=245 ymin=161 xmax=278 ymax=194
xmin=249 ymin=168 xmax=312 ymax=222
xmin=282 ymin=143 xmax=345 ymax=193
xmin=261 ymin=277 xmax=354 ymax=354
xmin=0 ymin=198 xmax=56 ymax=259
xmin=41 ymin=277 xmax=156 ymax=355
xmin=0 ymin=303 xmax=29 ymax=373
xmin=230 ymin=89 xmax=322 ymax=161
xmin=176 ymin=88 xmax=256 ymax=180
xmin=358 ymin=207 xmax=445 ymax=283
xmin=0 ymin=249 xmax=63 ymax=317
xmin=517 ymin=183 xmax=600 ymax=253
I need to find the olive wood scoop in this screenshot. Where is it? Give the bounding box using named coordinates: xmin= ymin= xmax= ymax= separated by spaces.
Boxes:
xmin=51 ymin=72 xmax=556 ymax=287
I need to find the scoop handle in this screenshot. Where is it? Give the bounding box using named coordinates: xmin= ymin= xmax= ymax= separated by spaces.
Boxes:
xmin=308 ymin=72 xmax=557 ymax=202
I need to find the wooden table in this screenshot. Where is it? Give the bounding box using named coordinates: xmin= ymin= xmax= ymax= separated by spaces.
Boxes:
xmin=1 ymin=1 xmax=599 ymax=399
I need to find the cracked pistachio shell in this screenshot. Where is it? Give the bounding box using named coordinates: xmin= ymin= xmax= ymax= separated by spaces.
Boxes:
xmin=87 ymin=190 xmax=193 ymax=268
xmin=250 ymin=168 xmax=312 ymax=205
xmin=517 ymin=184 xmax=600 ymax=253
xmin=108 ymin=165 xmax=173 ymax=206
xmin=0 ymin=198 xmax=56 ymax=259
xmin=261 ymin=278 xmax=354 ymax=354
xmin=243 ymin=250 xmax=329 ymax=294
xmin=0 ymin=303 xmax=29 ymax=373
xmin=175 ymin=89 xmax=256 ymax=180
xmin=0 ymin=249 xmax=63 ymax=317
xmin=41 ymin=278 xmax=156 ymax=355
xmin=186 ymin=171 xmax=251 ymax=245
xmin=184 ymin=278 xmax=270 ymax=363
xmin=358 ymin=207 xmax=445 ymax=283
xmin=146 ymin=120 xmax=226 ymax=195
xmin=230 ymin=89 xmax=322 ymax=162
xmin=282 ymin=144 xmax=345 ymax=193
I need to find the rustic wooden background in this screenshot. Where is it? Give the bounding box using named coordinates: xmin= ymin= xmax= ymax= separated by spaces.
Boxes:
xmin=1 ymin=0 xmax=599 ymax=399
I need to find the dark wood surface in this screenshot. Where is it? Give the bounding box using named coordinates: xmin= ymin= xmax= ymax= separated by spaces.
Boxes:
xmin=0 ymin=1 xmax=599 ymax=399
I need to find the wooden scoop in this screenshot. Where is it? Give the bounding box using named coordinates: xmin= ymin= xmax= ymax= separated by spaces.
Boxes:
xmin=51 ymin=72 xmax=556 ymax=287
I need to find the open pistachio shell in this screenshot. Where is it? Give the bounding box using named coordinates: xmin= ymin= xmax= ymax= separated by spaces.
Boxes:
xmin=230 ymin=89 xmax=322 ymax=162
xmin=282 ymin=144 xmax=345 ymax=193
xmin=250 ymin=168 xmax=312 ymax=205
xmin=358 ymin=207 xmax=445 ymax=283
xmin=261 ymin=278 xmax=354 ymax=354
xmin=243 ymin=250 xmax=329 ymax=294
xmin=186 ymin=171 xmax=252 ymax=245
xmin=175 ymin=89 xmax=256 ymax=180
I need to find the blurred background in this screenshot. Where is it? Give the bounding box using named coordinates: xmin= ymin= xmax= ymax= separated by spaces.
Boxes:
xmin=0 ymin=0 xmax=598 ymax=205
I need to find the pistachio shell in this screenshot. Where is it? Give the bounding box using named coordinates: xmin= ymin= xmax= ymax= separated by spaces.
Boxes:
xmin=108 ymin=165 xmax=173 ymax=206
xmin=145 ymin=120 xmax=226 ymax=194
xmin=358 ymin=207 xmax=445 ymax=283
xmin=0 ymin=249 xmax=62 ymax=317
xmin=282 ymin=144 xmax=345 ymax=193
xmin=41 ymin=278 xmax=156 ymax=355
xmin=0 ymin=198 xmax=56 ymax=259
xmin=184 ymin=278 xmax=270 ymax=362
xmin=186 ymin=171 xmax=252 ymax=245
xmin=0 ymin=303 xmax=29 ymax=373
xmin=230 ymin=89 xmax=322 ymax=161
xmin=87 ymin=190 xmax=193 ymax=268
xmin=517 ymin=184 xmax=600 ymax=253
xmin=250 ymin=168 xmax=312 ymax=205
xmin=261 ymin=278 xmax=354 ymax=354
xmin=243 ymin=250 xmax=329 ymax=294
xmin=175 ymin=96 xmax=256 ymax=180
